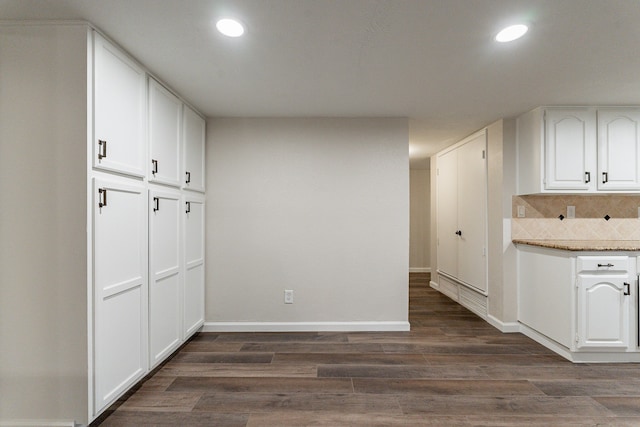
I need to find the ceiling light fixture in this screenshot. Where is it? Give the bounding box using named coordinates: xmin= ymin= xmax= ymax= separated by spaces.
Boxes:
xmin=216 ymin=18 xmax=245 ymax=37
xmin=495 ymin=24 xmax=528 ymax=42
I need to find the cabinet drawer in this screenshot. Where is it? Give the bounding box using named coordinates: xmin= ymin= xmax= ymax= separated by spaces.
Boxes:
xmin=577 ymin=256 xmax=629 ymax=273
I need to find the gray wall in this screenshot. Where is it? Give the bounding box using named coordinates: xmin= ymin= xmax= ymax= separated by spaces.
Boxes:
xmin=0 ymin=23 xmax=89 ymax=424
xmin=409 ymin=168 xmax=430 ymax=271
xmin=205 ymin=118 xmax=409 ymax=328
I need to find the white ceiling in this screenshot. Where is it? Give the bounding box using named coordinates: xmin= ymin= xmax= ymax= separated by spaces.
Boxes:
xmin=2 ymin=0 xmax=640 ymax=168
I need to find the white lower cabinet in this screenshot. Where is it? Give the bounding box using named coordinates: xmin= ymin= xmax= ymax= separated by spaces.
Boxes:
xmin=93 ymin=178 xmax=148 ymax=413
xmin=184 ymin=195 xmax=206 ymax=337
xmin=517 ymin=246 xmax=639 ymax=362
xmin=576 ymin=257 xmax=633 ymax=350
xmin=149 ymin=189 xmax=183 ymax=367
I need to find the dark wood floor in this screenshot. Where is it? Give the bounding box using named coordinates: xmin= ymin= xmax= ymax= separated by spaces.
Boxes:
xmin=95 ymin=273 xmax=640 ymax=426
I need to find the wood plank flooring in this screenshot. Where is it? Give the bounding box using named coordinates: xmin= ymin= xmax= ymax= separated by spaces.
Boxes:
xmin=93 ymin=273 xmax=640 ymax=426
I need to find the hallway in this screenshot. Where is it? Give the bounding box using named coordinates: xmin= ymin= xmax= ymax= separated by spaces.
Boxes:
xmin=96 ymin=273 xmax=640 ymax=426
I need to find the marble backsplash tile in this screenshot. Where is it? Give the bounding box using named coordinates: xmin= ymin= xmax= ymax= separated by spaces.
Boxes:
xmin=512 ymin=195 xmax=640 ymax=240
xmin=512 ymin=218 xmax=640 ymax=240
xmin=512 ymin=195 xmax=640 ymax=219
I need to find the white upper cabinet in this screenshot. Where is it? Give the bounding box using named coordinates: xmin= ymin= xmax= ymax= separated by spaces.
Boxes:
xmin=182 ymin=105 xmax=206 ymax=192
xmin=544 ymin=108 xmax=597 ymax=191
xmin=148 ymin=78 xmax=182 ymax=187
xmin=597 ymin=108 xmax=640 ymax=191
xmin=517 ymin=106 xmax=640 ymax=194
xmin=93 ymin=32 xmax=146 ymax=177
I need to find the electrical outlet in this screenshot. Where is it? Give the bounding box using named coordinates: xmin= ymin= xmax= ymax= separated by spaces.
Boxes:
xmin=567 ymin=206 xmax=576 ymax=219
xmin=517 ymin=205 xmax=525 ymax=218
xmin=284 ymin=290 xmax=294 ymax=304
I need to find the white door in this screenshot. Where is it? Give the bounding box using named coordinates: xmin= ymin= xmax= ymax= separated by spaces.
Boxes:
xmin=436 ymin=148 xmax=458 ymax=279
xmin=93 ymin=32 xmax=146 ymax=177
xmin=183 ymin=105 xmax=206 ymax=192
xmin=149 ymin=189 xmax=182 ymax=368
xmin=148 ymin=78 xmax=182 ymax=187
xmin=93 ymin=178 xmax=148 ymax=412
xmin=184 ymin=195 xmax=205 ymax=338
xmin=598 ymin=108 xmax=640 ymax=191
xmin=577 ymin=275 xmax=630 ymax=349
xmin=456 ymin=133 xmax=487 ymax=292
xmin=545 ymin=108 xmax=597 ymax=191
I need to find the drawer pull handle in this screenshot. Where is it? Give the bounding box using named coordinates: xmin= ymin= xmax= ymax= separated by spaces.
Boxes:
xmin=597 ymin=263 xmax=614 ymax=268
xmin=98 ymin=188 xmax=107 ymax=208
xmin=624 ymin=282 xmax=630 ymax=296
xmin=98 ymin=139 xmax=107 ymax=159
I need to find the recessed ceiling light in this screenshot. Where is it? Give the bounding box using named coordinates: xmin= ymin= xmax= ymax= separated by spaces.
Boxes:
xmin=216 ymin=18 xmax=245 ymax=37
xmin=495 ymin=24 xmax=528 ymax=42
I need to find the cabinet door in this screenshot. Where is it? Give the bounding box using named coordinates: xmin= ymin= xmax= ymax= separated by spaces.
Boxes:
xmin=184 ymin=195 xmax=205 ymax=337
xmin=149 ymin=78 xmax=182 ymax=187
xmin=93 ymin=179 xmax=148 ymax=412
xmin=598 ymin=108 xmax=640 ymax=191
xmin=436 ymin=148 xmax=458 ymax=278
xmin=576 ymin=275 xmax=630 ymax=349
xmin=456 ymin=133 xmax=487 ymax=292
xmin=93 ymin=32 xmax=146 ymax=177
xmin=183 ymin=106 xmax=206 ymax=192
xmin=149 ymin=189 xmax=182 ymax=368
xmin=544 ymin=108 xmax=596 ymax=191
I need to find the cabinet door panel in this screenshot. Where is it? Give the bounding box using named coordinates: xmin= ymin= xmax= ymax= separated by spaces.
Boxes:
xmin=436 ymin=149 xmax=458 ymax=278
xmin=93 ymin=179 xmax=147 ymax=412
xmin=183 ymin=106 xmax=206 ymax=192
xmin=184 ymin=197 xmax=205 ymax=337
xmin=93 ymin=32 xmax=146 ymax=177
xmin=545 ymin=109 xmax=596 ymax=191
xmin=598 ymin=108 xmax=640 ymax=190
xmin=456 ymin=133 xmax=487 ymax=292
xmin=577 ymin=276 xmax=630 ymax=349
xmin=149 ymin=78 xmax=182 ymax=187
xmin=149 ymin=190 xmax=182 ymax=367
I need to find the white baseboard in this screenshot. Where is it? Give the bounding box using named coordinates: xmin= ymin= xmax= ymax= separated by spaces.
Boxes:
xmin=409 ymin=267 xmax=431 ymax=273
xmin=486 ymin=315 xmax=520 ymax=333
xmin=429 ymin=280 xmax=439 ymax=290
xmin=0 ymin=421 xmax=77 ymax=427
xmin=202 ymin=321 xmax=410 ymax=333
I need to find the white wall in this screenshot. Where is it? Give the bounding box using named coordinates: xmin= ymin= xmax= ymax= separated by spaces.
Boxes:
xmin=0 ymin=24 xmax=89 ymax=423
xmin=409 ymin=168 xmax=430 ymax=271
xmin=205 ymin=118 xmax=409 ymax=330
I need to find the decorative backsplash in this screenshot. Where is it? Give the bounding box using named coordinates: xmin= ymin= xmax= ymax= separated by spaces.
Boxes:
xmin=512 ymin=195 xmax=640 ymax=219
xmin=512 ymin=195 xmax=640 ymax=240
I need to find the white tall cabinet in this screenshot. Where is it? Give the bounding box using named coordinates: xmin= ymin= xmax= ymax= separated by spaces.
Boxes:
xmin=184 ymin=195 xmax=206 ymax=336
xmin=149 ymin=189 xmax=183 ymax=368
xmin=93 ymin=178 xmax=149 ymax=410
xmin=0 ymin=22 xmax=206 ymax=426
xmin=436 ymin=130 xmax=487 ymax=293
xmin=434 ymin=129 xmax=489 ymax=319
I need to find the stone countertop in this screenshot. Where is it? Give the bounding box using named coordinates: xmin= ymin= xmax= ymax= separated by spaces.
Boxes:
xmin=512 ymin=239 xmax=640 ymax=251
